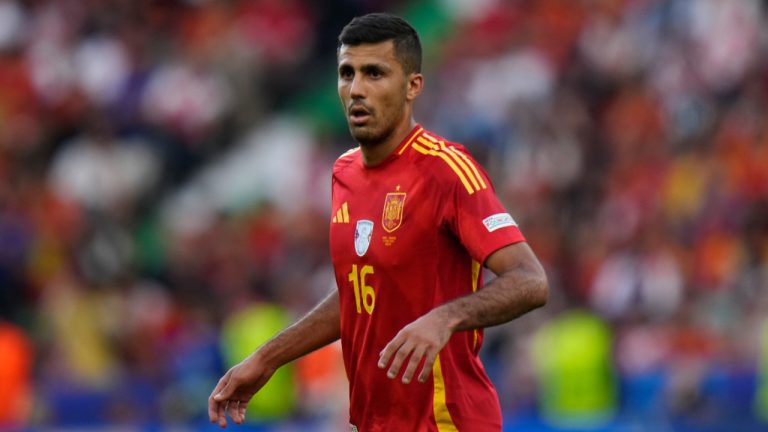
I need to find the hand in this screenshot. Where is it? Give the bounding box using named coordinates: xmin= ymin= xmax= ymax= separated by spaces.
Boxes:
xmin=208 ymin=353 xmax=276 ymax=428
xmin=378 ymin=310 xmax=454 ymax=384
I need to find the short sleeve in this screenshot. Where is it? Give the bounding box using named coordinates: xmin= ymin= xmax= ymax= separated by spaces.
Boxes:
xmin=440 ymin=150 xmax=525 ymax=264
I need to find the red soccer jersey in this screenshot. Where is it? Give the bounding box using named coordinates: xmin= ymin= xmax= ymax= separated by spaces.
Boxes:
xmin=329 ymin=125 xmax=525 ymax=431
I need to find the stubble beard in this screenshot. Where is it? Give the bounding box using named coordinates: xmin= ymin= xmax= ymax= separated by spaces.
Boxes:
xmin=349 ymin=106 xmax=404 ymax=148
xmin=351 ymin=124 xmax=393 ymax=148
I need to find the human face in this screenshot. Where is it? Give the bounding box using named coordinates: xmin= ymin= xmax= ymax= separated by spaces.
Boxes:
xmin=338 ymin=41 xmax=414 ymax=147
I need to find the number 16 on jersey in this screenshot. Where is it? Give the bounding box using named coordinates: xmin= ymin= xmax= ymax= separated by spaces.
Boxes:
xmin=348 ymin=264 xmax=375 ymax=315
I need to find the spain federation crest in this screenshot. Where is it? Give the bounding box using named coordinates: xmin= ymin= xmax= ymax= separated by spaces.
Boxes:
xmin=382 ymin=192 xmax=406 ymax=233
xmin=354 ymin=220 xmax=374 ymax=257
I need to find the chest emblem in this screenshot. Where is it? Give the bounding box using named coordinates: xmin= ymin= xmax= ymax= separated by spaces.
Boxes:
xmin=382 ymin=192 xmax=406 ymax=233
xmin=354 ymin=220 xmax=374 ymax=257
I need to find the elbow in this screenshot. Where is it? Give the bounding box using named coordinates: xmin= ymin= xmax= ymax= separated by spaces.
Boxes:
xmin=530 ymin=272 xmax=549 ymax=310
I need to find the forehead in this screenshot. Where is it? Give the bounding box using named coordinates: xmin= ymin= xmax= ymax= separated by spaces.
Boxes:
xmin=338 ymin=40 xmax=399 ymax=67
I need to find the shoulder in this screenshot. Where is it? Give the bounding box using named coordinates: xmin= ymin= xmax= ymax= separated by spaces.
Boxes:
xmin=333 ymin=147 xmax=360 ymax=176
xmin=405 ymin=129 xmax=490 ymax=196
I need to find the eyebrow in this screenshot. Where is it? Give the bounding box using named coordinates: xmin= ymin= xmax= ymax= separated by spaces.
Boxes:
xmin=338 ymin=60 xmax=392 ymax=72
xmin=360 ymin=63 xmax=390 ymax=73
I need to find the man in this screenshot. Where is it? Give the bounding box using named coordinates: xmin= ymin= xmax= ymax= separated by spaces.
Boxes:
xmin=209 ymin=13 xmax=548 ymax=431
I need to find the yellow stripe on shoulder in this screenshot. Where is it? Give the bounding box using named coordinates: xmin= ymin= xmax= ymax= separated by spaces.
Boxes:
xmin=413 ymin=136 xmax=487 ymax=194
xmin=416 ymin=136 xmax=439 ymax=150
xmin=398 ymin=126 xmax=424 ymax=155
xmin=421 ymin=131 xmax=440 ymax=143
xmin=438 ymin=140 xmax=482 ymax=191
xmin=412 ymin=142 xmax=475 ymax=194
xmin=448 ymin=145 xmax=488 ymax=190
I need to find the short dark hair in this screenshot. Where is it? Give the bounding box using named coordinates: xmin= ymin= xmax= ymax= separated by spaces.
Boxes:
xmin=337 ymin=13 xmax=422 ymax=74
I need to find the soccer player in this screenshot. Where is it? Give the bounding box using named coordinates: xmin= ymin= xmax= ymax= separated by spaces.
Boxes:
xmin=209 ymin=13 xmax=548 ymax=431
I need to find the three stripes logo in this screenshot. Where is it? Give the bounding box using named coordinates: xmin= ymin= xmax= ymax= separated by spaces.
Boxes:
xmin=333 ymin=202 xmax=350 ymax=223
xmin=410 ymin=132 xmax=488 ymax=195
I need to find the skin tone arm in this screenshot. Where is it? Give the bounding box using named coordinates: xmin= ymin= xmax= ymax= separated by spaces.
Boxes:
xmin=208 ymin=290 xmax=341 ymax=428
xmin=378 ymin=241 xmax=548 ymax=384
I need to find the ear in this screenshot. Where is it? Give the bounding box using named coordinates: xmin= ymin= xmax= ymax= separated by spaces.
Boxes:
xmin=405 ymin=73 xmax=424 ymax=102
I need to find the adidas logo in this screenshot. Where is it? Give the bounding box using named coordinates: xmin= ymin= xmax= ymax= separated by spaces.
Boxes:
xmin=333 ymin=202 xmax=350 ymax=223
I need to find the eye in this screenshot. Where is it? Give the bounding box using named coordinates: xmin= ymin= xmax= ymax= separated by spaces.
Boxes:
xmin=368 ymin=68 xmax=382 ymax=79
xmin=339 ymin=66 xmax=354 ymax=80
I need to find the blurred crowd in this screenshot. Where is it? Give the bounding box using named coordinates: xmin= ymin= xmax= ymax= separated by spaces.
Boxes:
xmin=1 ymin=0 xmax=768 ymax=429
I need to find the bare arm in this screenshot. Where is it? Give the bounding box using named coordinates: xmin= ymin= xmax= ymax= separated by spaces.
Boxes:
xmin=243 ymin=290 xmax=341 ymax=368
xmin=378 ymin=242 xmax=548 ymax=384
xmin=209 ymin=290 xmax=341 ymax=427
xmin=434 ymin=241 xmax=548 ymax=330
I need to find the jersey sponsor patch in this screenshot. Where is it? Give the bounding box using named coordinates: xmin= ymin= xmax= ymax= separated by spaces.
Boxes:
xmin=483 ymin=213 xmax=517 ymax=232
xmin=350 ymin=425 xmax=358 ymax=432
xmin=354 ymin=220 xmax=374 ymax=257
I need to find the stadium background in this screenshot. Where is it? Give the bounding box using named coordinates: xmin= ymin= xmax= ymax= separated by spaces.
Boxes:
xmin=1 ymin=0 xmax=768 ymax=430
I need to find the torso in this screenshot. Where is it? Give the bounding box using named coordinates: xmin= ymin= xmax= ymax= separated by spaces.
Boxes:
xmin=330 ymin=125 xmax=523 ymax=431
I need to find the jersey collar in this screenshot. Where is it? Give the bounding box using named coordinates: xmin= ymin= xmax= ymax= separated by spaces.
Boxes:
xmin=395 ymin=124 xmax=424 ymax=156
xmin=361 ymin=124 xmax=424 ymax=170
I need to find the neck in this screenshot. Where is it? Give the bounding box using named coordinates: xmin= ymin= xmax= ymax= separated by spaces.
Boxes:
xmin=360 ymin=117 xmax=417 ymax=167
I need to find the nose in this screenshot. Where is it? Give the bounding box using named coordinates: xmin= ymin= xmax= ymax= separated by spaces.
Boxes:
xmin=349 ymin=74 xmax=366 ymax=99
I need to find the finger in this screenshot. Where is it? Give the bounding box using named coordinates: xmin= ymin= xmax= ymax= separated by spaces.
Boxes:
xmin=417 ymin=350 xmax=439 ymax=383
xmin=238 ymin=402 xmax=247 ymax=424
xmin=387 ymin=341 xmax=414 ymax=379
xmin=217 ymin=400 xmax=228 ymax=428
xmin=378 ymin=334 xmax=405 ymax=369
xmin=227 ymin=400 xmax=240 ymax=425
xmin=214 ymin=374 xmax=238 ymax=402
xmin=400 ymin=346 xmax=426 ymax=384
xmin=209 ymin=376 xmax=228 ymax=422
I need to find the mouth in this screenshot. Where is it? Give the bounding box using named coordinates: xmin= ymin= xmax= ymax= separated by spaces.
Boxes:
xmin=348 ymin=105 xmax=371 ymax=126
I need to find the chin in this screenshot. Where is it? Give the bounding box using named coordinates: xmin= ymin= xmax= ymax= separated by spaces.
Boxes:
xmin=350 ymin=125 xmax=383 ymax=146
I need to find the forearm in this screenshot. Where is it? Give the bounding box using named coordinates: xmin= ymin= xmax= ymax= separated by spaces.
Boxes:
xmin=251 ymin=290 xmax=341 ymax=369
xmin=435 ymin=259 xmax=548 ymax=332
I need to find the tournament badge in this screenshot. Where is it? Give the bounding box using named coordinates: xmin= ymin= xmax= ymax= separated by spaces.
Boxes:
xmin=382 ymin=192 xmax=406 ymax=233
xmin=354 ymin=220 xmax=374 ymax=257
